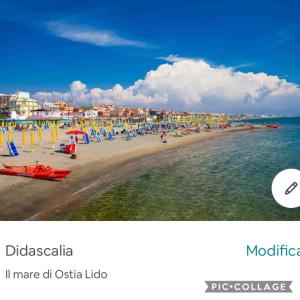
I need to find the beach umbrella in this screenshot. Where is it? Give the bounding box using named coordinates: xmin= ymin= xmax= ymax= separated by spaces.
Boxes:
xmin=7 ymin=129 xmax=12 ymax=143
xmin=65 ymin=130 xmax=86 ymax=135
xmin=51 ymin=127 xmax=55 ymax=148
xmin=56 ymin=126 xmax=59 ymax=139
xmin=39 ymin=128 xmax=43 ymax=145
xmin=31 ymin=131 xmax=35 ymax=151
xmin=21 ymin=130 xmax=26 ymax=148
xmin=0 ymin=130 xmax=2 ymax=152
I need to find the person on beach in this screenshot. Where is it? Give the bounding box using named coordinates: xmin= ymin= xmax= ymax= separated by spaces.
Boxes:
xmin=160 ymin=131 xmax=164 ymax=141
xmin=161 ymin=130 xmax=167 ymax=143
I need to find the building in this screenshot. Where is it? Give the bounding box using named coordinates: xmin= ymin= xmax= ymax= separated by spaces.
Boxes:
xmin=29 ymin=109 xmax=61 ymax=119
xmin=73 ymin=108 xmax=98 ymax=119
xmin=53 ymin=101 xmax=74 ymax=116
xmin=84 ymin=109 xmax=98 ymax=119
xmin=40 ymin=101 xmax=75 ymax=118
xmin=95 ymin=104 xmax=118 ymax=117
xmin=0 ymin=91 xmax=41 ymax=118
xmin=42 ymin=101 xmax=59 ymax=110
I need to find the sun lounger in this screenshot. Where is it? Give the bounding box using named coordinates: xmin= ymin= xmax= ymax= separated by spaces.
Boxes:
xmin=126 ymin=131 xmax=131 ymax=140
xmin=90 ymin=129 xmax=98 ymax=141
xmin=103 ymin=130 xmax=107 ymax=137
xmin=60 ymin=143 xmax=66 ymax=153
xmin=83 ymin=133 xmax=90 ymax=144
xmin=7 ymin=141 xmax=19 ymax=157
xmin=96 ymin=132 xmax=102 ymax=142
xmin=90 ymin=129 xmax=96 ymax=138
xmin=108 ymin=132 xmax=114 ymax=140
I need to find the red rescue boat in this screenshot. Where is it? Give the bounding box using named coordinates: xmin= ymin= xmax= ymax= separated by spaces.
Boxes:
xmin=0 ymin=164 xmax=72 ymax=181
xmin=265 ymin=124 xmax=281 ymax=129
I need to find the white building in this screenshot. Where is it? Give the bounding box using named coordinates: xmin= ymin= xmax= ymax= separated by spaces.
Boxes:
xmin=29 ymin=109 xmax=61 ymax=119
xmin=73 ymin=109 xmax=98 ymax=119
xmin=0 ymin=91 xmax=41 ymax=118
xmin=84 ymin=110 xmax=98 ymax=118
xmin=42 ymin=101 xmax=59 ymax=110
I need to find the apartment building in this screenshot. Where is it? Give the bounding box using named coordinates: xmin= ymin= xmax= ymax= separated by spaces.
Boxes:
xmin=0 ymin=91 xmax=40 ymax=117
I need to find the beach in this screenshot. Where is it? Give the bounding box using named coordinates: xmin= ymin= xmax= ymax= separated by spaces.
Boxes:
xmin=0 ymin=125 xmax=263 ymax=220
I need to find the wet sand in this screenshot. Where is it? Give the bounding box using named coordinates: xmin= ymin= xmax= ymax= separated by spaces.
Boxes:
xmin=0 ymin=126 xmax=265 ymax=220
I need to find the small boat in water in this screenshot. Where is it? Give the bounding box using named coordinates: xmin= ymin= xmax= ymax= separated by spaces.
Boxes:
xmin=0 ymin=164 xmax=72 ymax=181
xmin=265 ymin=124 xmax=281 ymax=129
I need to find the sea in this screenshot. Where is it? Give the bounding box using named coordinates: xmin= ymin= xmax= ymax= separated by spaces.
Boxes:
xmin=66 ymin=117 xmax=300 ymax=221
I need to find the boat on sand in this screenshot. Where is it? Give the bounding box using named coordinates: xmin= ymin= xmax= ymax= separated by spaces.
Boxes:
xmin=0 ymin=164 xmax=72 ymax=181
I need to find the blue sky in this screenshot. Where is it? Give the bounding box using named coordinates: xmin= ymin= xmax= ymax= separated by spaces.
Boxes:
xmin=0 ymin=0 xmax=300 ymax=113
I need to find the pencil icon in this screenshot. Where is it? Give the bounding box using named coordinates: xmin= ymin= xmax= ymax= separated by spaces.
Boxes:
xmin=285 ymin=182 xmax=298 ymax=195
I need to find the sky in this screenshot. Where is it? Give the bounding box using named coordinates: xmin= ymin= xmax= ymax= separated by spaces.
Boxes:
xmin=0 ymin=0 xmax=300 ymax=114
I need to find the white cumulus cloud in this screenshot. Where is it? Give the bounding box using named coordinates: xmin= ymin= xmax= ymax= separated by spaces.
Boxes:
xmin=47 ymin=21 xmax=148 ymax=48
xmin=33 ymin=58 xmax=300 ymax=115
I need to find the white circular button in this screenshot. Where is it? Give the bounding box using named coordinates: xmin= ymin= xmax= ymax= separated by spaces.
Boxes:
xmin=272 ymin=169 xmax=300 ymax=208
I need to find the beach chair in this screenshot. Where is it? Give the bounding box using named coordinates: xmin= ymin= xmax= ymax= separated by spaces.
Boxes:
xmin=83 ymin=133 xmax=90 ymax=144
xmin=95 ymin=132 xmax=102 ymax=142
xmin=60 ymin=143 xmax=66 ymax=153
xmin=103 ymin=130 xmax=107 ymax=137
xmin=7 ymin=141 xmax=19 ymax=157
xmin=126 ymin=131 xmax=131 ymax=141
xmin=108 ymin=132 xmax=114 ymax=141
xmin=90 ymin=129 xmax=97 ymax=141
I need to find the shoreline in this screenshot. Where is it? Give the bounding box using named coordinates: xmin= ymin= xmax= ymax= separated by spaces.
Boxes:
xmin=0 ymin=126 xmax=266 ymax=220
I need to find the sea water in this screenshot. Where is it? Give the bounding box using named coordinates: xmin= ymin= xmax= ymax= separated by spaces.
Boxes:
xmin=66 ymin=117 xmax=300 ymax=221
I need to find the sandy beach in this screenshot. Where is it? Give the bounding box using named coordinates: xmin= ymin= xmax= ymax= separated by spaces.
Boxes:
xmin=0 ymin=126 xmax=265 ymax=220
